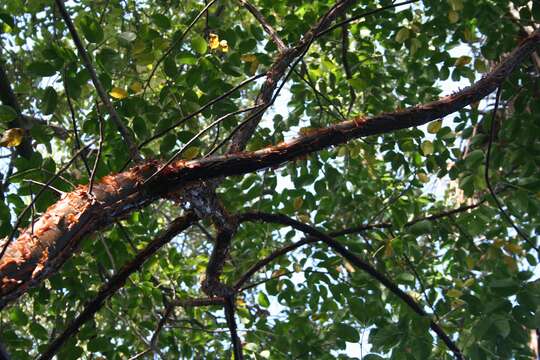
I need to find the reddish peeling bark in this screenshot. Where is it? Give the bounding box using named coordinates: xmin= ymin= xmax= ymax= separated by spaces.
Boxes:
xmin=1 ymin=28 xmax=538 ymax=309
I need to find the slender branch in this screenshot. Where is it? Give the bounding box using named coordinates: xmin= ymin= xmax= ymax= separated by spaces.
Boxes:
xmin=316 ymin=0 xmax=420 ymax=38
xmin=238 ymin=0 xmax=287 ymax=53
xmin=63 ymin=71 xmax=91 ymax=176
xmin=89 ymin=101 xmax=105 ymax=194
xmin=54 ymin=0 xmax=142 ymax=162
xmin=483 ymin=87 xmax=538 ymax=252
xmin=137 ymin=72 xmax=265 ymax=150
xmin=224 ymin=295 xmax=244 ymax=360
xmin=38 ymin=212 xmax=197 ymax=360
xmin=237 ymin=212 xmax=463 ymax=359
xmin=0 ymin=341 xmax=10 ymax=360
xmin=143 ymin=0 xmax=218 ymax=93
xmin=341 ymin=20 xmax=356 ymax=117
xmin=150 ymin=296 xmax=224 ymax=347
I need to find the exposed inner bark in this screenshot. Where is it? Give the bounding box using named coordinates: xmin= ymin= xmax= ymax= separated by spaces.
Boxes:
xmin=0 ymin=28 xmax=538 ymax=309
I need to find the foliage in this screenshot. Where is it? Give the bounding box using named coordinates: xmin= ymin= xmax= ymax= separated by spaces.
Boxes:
xmin=0 ymin=0 xmax=539 ymax=359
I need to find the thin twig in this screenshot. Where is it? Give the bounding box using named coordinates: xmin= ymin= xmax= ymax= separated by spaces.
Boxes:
xmin=316 ymin=0 xmax=420 ymax=38
xmin=143 ymin=0 xmax=218 ymax=93
xmin=63 ymin=70 xmax=91 ymax=176
xmin=89 ymin=100 xmax=105 ymax=194
xmin=138 ymin=72 xmax=265 ymax=151
xmin=238 ymin=0 xmax=287 ymax=53
xmin=54 ymin=0 xmax=142 ymax=162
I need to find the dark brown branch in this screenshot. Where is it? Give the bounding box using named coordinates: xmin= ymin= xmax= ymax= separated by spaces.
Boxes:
xmin=238 ymin=0 xmax=287 ymax=53
xmin=38 ymin=212 xmax=197 ymax=360
xmin=316 ymin=0 xmax=420 ymax=38
xmin=1 ymin=28 xmax=538 ymax=308
xmin=54 ymin=0 xmax=142 ymax=162
xmin=150 ymin=296 xmax=224 ymax=347
xmin=237 ymin=212 xmax=463 ymax=359
xmin=483 ymin=87 xmax=538 ymax=252
xmin=0 ymin=340 xmax=10 ymax=360
xmin=235 ymin=200 xmax=485 ymax=289
xmin=224 ymin=295 xmax=244 ymax=359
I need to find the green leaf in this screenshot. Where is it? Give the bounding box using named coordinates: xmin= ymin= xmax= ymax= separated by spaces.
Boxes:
xmin=408 ymin=220 xmax=433 ymax=235
xmin=28 ymin=61 xmax=57 ymax=77
xmin=80 ymin=15 xmax=103 ymax=43
xmin=41 ymin=86 xmax=58 ymax=115
xmin=191 ymin=35 xmax=207 ymax=54
xmin=257 ymin=292 xmax=270 ymax=308
xmin=0 ymin=105 xmax=17 ymax=121
xmin=335 ymin=323 xmax=360 ymax=342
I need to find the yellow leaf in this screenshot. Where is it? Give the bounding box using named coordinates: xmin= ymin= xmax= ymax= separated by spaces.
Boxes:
xmin=421 ymin=140 xmax=434 ymax=155
xmin=219 ymin=39 xmax=229 ymax=53
xmin=293 ymin=196 xmax=303 ymax=210
xmin=109 ymin=87 xmax=128 ymax=99
xmin=455 ymin=55 xmax=472 ymax=67
xmin=130 ymin=82 xmax=142 ymax=93
xmin=464 ymin=278 xmax=475 ymax=287
xmin=447 ymin=289 xmax=463 ymax=298
xmin=448 ymin=11 xmax=459 ymax=24
xmin=427 ymin=119 xmax=442 ymax=134
xmin=240 ymin=54 xmax=257 ymax=62
xmin=0 ymin=128 xmax=24 ymax=147
xmin=395 ymin=28 xmax=410 ymax=43
xmin=182 ymin=146 xmax=200 ymax=160
xmin=249 ymin=59 xmax=259 ymax=74
xmin=417 ymin=172 xmax=429 ymax=183
xmin=208 ymin=33 xmax=219 ymax=50
xmin=384 ymin=242 xmax=393 ymax=257
xmin=343 ymin=260 xmax=356 ymax=273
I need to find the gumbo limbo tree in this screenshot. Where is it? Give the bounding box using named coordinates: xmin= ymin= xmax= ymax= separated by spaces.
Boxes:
xmin=0 ymin=0 xmax=538 ymax=359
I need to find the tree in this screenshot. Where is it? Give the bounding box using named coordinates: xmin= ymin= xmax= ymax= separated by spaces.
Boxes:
xmin=0 ymin=0 xmax=538 ymax=358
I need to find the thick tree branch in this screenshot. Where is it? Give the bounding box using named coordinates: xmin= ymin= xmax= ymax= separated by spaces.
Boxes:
xmin=237 ymin=212 xmax=463 ymax=359
xmin=0 ymin=28 xmax=538 ymax=309
xmin=54 ymin=0 xmax=142 ymax=162
xmin=38 ymin=212 xmax=196 ymax=360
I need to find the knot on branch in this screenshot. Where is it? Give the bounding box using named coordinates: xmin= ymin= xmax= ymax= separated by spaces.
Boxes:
xmin=201 ymin=277 xmax=235 ymax=298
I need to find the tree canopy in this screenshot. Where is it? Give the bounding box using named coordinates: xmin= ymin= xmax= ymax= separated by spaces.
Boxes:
xmin=0 ymin=0 xmax=539 ymax=359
